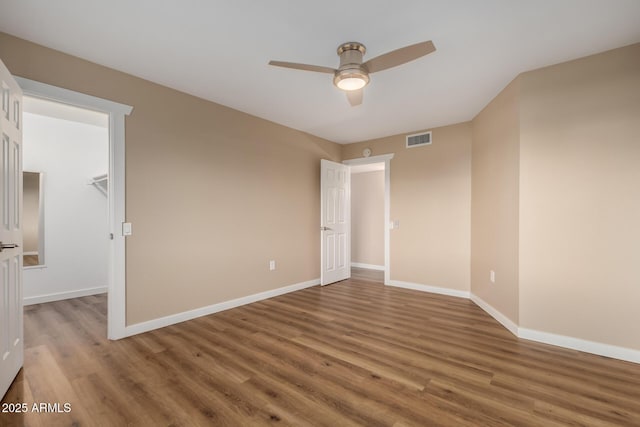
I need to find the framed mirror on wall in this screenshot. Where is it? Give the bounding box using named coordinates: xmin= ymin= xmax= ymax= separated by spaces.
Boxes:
xmin=23 ymin=171 xmax=45 ymax=267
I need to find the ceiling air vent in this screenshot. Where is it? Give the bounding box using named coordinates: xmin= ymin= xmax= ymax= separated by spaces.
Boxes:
xmin=406 ymin=131 xmax=432 ymax=148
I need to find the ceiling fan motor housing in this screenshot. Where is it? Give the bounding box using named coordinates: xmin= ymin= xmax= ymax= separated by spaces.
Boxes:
xmin=337 ymin=42 xmax=366 ymax=66
xmin=334 ymin=42 xmax=370 ymax=90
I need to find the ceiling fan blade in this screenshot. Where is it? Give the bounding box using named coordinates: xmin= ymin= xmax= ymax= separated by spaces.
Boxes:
xmin=268 ymin=60 xmax=336 ymax=74
xmin=363 ymin=40 xmax=436 ymax=74
xmin=346 ymin=89 xmax=363 ymax=107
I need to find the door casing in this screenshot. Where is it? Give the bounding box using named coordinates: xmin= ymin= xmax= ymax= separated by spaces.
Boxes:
xmin=343 ymin=153 xmax=394 ymax=285
xmin=16 ymin=77 xmax=133 ymax=340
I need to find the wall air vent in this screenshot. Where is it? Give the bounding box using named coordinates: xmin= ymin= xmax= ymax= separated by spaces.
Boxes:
xmin=406 ymin=131 xmax=432 ymax=148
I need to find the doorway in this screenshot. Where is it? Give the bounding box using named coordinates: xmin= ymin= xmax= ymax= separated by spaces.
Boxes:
xmin=16 ymin=77 xmax=132 ymax=340
xmin=22 ymin=97 xmax=109 ymax=311
xmin=343 ymin=153 xmax=394 ymax=284
xmin=350 ymin=162 xmax=385 ymax=282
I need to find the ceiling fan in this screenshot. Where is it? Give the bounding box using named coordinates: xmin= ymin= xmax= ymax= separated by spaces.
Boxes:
xmin=268 ymin=40 xmax=436 ymax=106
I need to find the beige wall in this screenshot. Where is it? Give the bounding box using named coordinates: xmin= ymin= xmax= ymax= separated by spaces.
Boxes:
xmin=471 ymin=78 xmax=520 ymax=323
xmin=22 ymin=171 xmax=40 ymax=253
xmin=351 ymin=170 xmax=384 ymax=266
xmin=3 ymin=31 xmax=639 ymax=353
xmin=519 ymin=43 xmax=640 ymax=350
xmin=0 ymin=32 xmax=341 ymax=325
xmin=343 ymin=123 xmax=472 ymax=292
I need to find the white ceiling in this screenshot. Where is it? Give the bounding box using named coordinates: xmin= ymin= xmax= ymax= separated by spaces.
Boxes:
xmin=1 ymin=1 xmax=639 ymax=144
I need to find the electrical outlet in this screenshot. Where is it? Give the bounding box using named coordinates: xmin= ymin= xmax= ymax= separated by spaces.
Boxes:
xmin=269 ymin=260 xmax=276 ymax=271
xmin=490 ymin=270 xmax=495 ymax=283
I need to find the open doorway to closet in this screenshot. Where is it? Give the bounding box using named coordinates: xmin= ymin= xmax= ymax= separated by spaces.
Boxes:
xmin=350 ymin=162 xmax=385 ymax=282
xmin=22 ymin=96 xmax=109 ymax=320
xmin=343 ymin=153 xmax=394 ymax=284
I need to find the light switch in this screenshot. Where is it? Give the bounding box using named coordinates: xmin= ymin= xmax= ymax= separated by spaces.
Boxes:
xmin=122 ymin=222 xmax=132 ymax=236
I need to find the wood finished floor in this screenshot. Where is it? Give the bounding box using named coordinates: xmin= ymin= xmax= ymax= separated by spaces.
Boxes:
xmin=22 ymin=255 xmax=39 ymax=267
xmin=2 ymin=276 xmax=640 ymax=426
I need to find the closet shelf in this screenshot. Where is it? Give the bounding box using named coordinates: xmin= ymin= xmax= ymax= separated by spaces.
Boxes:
xmin=88 ymin=173 xmax=108 ymax=196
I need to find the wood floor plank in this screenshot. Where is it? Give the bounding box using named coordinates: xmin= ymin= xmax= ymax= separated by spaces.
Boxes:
xmin=3 ymin=273 xmax=640 ymax=426
xmin=19 ymin=345 xmax=91 ymax=426
xmin=180 ymin=318 xmax=474 ymax=426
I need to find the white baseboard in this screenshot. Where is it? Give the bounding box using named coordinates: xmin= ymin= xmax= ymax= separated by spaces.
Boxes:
xmin=386 ymin=283 xmax=639 ymax=364
xmin=24 ymin=286 xmax=107 ymax=306
xmin=470 ymin=293 xmax=519 ymax=336
xmin=117 ymin=269 xmax=640 ymax=364
xmin=387 ymin=279 xmax=470 ymax=299
xmin=351 ymin=262 xmax=385 ymax=271
xmin=123 ymin=278 xmax=320 ymax=338
xmin=469 ymin=293 xmax=640 ymax=364
xmin=518 ymin=328 xmax=640 ymax=364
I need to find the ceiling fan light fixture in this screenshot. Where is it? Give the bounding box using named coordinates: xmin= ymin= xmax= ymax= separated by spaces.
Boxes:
xmin=334 ymin=69 xmax=369 ymax=91
xmin=269 ymin=39 xmax=436 ymax=105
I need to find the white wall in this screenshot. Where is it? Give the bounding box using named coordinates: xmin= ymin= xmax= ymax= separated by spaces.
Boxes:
xmin=23 ymin=112 xmax=108 ymax=303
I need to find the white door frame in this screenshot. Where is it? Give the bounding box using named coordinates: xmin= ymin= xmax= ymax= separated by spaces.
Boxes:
xmin=343 ymin=153 xmax=394 ymax=285
xmin=15 ymin=77 xmax=132 ymax=340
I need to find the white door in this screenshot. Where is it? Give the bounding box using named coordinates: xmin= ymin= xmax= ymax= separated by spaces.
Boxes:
xmin=320 ymin=159 xmax=350 ymax=285
xmin=0 ymin=58 xmax=23 ymax=400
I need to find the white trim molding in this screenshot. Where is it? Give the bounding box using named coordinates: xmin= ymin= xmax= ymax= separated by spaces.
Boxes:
xmin=343 ymin=153 xmax=394 ymax=285
xmin=343 ymin=153 xmax=395 ymax=166
xmin=16 ymin=76 xmax=133 ymax=340
xmin=518 ymin=328 xmax=640 ymax=364
xmin=24 ymin=286 xmax=107 ymax=306
xmin=387 ymin=279 xmax=470 ymax=299
xmin=123 ymin=278 xmax=320 ymax=337
xmin=16 ymin=77 xmax=132 ymax=115
xmin=387 ymin=284 xmax=640 ymax=364
xmin=469 ymin=293 xmax=640 ymax=364
xmin=351 ymin=262 xmax=385 ymax=271
xmin=470 ymin=293 xmax=519 ymax=336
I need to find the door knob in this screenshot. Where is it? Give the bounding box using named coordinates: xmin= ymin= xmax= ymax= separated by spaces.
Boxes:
xmin=320 ymin=226 xmax=333 ymax=231
xmin=0 ymin=242 xmax=19 ymax=252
